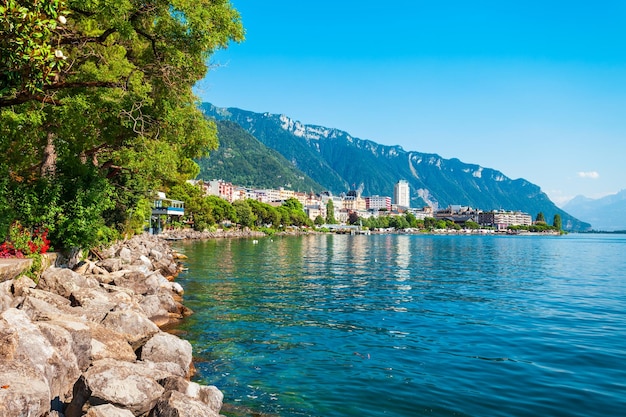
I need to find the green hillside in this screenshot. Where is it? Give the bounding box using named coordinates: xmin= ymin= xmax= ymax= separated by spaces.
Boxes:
xmin=196 ymin=120 xmax=324 ymax=192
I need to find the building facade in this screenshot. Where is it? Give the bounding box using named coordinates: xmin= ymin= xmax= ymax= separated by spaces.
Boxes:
xmin=365 ymin=195 xmax=392 ymax=211
xmin=394 ymin=180 xmax=410 ymax=208
xmin=478 ymin=210 xmax=533 ymax=230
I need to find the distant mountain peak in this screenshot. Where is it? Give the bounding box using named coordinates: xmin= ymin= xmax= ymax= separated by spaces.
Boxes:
xmin=562 ymin=189 xmax=626 ymax=231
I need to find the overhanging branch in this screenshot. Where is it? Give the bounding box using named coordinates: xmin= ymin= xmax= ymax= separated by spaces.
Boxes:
xmin=0 ymin=81 xmax=122 ymax=108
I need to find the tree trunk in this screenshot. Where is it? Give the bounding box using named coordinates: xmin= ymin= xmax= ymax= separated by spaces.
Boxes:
xmin=41 ymin=131 xmax=57 ymax=177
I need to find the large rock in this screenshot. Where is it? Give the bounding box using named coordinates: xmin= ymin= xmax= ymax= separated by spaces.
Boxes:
xmin=67 ymin=358 xmax=167 ymax=417
xmin=70 ymin=287 xmax=117 ymax=323
xmin=11 ymin=276 xmax=37 ymax=296
xmin=187 ymin=383 xmax=224 ymax=414
xmin=101 ymin=309 xmax=160 ymax=350
xmin=0 ymin=258 xmax=33 ymax=282
xmin=113 ymin=271 xmax=154 ymax=296
xmin=0 ymin=280 xmax=14 ymax=311
xmin=36 ymin=321 xmax=82 ymax=400
xmin=0 ymin=360 xmax=51 ymax=417
xmin=88 ymin=323 xmax=137 ymax=362
xmin=150 ymin=249 xmax=164 ymax=261
xmin=86 ymin=404 xmax=135 ymax=417
xmin=157 ymin=377 xmax=224 ymax=414
xmin=151 ymin=390 xmax=220 ymax=417
xmin=20 ymin=294 xmax=82 ymax=323
xmin=38 ymin=267 xmax=99 ymax=298
xmin=153 ymin=259 xmax=179 ymax=278
xmin=98 ymin=258 xmax=123 ymax=273
xmin=139 ymin=292 xmax=183 ymax=327
xmin=118 ymin=247 xmax=133 ymax=265
xmin=40 ymin=319 xmax=92 ymax=371
xmin=22 ymin=287 xmax=72 ymax=309
xmin=0 ymin=308 xmax=74 ymax=400
xmin=136 ymin=255 xmax=154 ymax=270
xmin=141 ymin=332 xmax=193 ymax=378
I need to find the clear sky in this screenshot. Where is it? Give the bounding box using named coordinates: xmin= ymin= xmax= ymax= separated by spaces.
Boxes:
xmin=194 ymin=1 xmax=626 ymax=207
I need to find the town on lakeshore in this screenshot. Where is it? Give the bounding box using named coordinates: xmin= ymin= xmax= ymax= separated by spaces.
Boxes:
xmin=153 ymin=178 xmax=561 ymax=235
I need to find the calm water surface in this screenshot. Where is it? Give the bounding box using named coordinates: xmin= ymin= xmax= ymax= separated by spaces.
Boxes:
xmin=172 ymin=234 xmax=626 ymax=417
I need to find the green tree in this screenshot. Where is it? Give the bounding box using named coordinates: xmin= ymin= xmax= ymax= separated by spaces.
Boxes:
xmin=233 ymin=200 xmax=255 ymax=228
xmin=283 ymin=197 xmax=304 ymax=212
xmin=464 ymin=220 xmax=480 ymax=229
xmin=434 ymin=220 xmax=447 ymax=229
xmin=535 ymin=212 xmax=546 ymax=224
xmin=390 ymin=215 xmax=409 ymax=230
xmin=205 ymin=196 xmax=236 ymax=224
xmin=169 ymin=182 xmax=213 ymax=231
xmin=405 ymin=212 xmax=418 ymax=228
xmin=0 ymin=0 xmax=244 ymax=248
xmin=424 ymin=217 xmax=437 ymax=230
xmin=325 ymin=199 xmax=337 ymax=224
xmin=553 ymin=214 xmax=562 ymax=231
xmin=247 ymin=199 xmax=281 ymax=228
xmin=314 ymin=215 xmax=325 ymax=226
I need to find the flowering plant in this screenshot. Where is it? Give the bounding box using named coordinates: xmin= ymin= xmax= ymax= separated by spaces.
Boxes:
xmin=0 ymin=222 xmax=51 ymax=258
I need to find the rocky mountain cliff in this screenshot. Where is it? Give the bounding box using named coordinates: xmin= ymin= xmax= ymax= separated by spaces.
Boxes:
xmin=200 ymin=103 xmax=591 ymax=231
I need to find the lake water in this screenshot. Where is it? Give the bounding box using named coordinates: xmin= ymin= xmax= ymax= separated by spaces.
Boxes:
xmin=172 ymin=233 xmax=626 ymax=417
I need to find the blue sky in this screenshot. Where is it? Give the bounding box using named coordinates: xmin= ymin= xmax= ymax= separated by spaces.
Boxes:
xmin=194 ymin=1 xmax=626 ymax=206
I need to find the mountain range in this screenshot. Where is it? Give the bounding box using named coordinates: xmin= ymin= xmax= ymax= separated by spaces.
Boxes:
xmin=197 ymin=120 xmax=324 ymax=192
xmin=198 ymin=103 xmax=591 ymax=231
xmin=562 ymin=190 xmax=626 ymax=231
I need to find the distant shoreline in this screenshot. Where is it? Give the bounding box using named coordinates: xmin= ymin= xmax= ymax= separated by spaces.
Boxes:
xmin=158 ymin=226 xmax=566 ymax=239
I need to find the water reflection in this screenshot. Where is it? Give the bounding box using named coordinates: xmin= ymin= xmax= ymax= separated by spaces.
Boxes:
xmin=173 ymin=234 xmax=626 ymax=417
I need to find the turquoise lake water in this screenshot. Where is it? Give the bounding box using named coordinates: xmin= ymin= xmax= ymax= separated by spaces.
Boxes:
xmin=172 ymin=233 xmax=626 ymax=417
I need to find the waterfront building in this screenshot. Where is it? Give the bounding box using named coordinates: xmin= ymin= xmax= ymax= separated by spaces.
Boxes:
xmin=343 ymin=189 xmax=367 ymax=211
xmin=294 ymin=191 xmax=309 ymax=208
xmin=205 ymin=179 xmax=235 ymax=202
xmin=365 ymin=195 xmax=392 ymax=211
xmin=258 ymin=188 xmax=281 ymax=203
xmin=394 ymin=180 xmax=410 ymax=208
xmin=478 ymin=210 xmax=532 ymax=230
xmin=151 ymin=192 xmax=184 ymax=234
xmin=320 ymin=193 xmax=344 ymax=211
xmin=279 ymin=187 xmax=296 ymax=201
xmin=435 ymin=205 xmax=481 ymax=224
xmin=304 ymin=204 xmax=325 ymax=221
xmin=407 ymin=206 xmax=434 ymax=220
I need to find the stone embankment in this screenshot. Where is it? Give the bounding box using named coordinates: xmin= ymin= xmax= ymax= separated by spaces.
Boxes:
xmin=0 ymin=234 xmax=224 ymax=417
xmin=161 ymin=227 xmax=265 ymax=240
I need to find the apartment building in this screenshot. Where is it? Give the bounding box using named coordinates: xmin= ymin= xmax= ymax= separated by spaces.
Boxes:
xmin=478 ymin=210 xmax=533 ymax=230
xmin=365 ymin=195 xmax=392 ymax=211
xmin=394 ymin=180 xmax=410 ymax=208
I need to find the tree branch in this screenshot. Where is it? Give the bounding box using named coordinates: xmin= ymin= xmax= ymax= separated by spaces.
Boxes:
xmin=59 ymin=27 xmax=118 ymax=45
xmin=0 ymin=94 xmax=61 ymax=107
xmin=0 ymin=81 xmax=122 ymax=108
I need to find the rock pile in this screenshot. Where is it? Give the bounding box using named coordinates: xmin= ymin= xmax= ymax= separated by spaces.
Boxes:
xmin=0 ymin=234 xmax=223 ymax=417
xmin=161 ymin=227 xmax=265 ymax=240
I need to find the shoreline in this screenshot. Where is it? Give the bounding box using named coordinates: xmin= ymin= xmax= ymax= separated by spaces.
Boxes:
xmin=160 ymin=226 xmax=563 ymax=240
xmin=0 ymin=233 xmax=226 ymax=417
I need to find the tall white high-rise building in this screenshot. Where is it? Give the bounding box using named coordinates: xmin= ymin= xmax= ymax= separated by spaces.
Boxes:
xmin=394 ymin=180 xmax=410 ymax=208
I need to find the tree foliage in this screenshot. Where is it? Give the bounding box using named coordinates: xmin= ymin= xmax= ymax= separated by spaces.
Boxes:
xmin=0 ymin=0 xmax=244 ymax=248
xmin=232 ymin=200 xmax=255 ymax=228
xmin=325 ymin=199 xmax=336 ymax=224
xmin=535 ymin=212 xmax=546 ymax=223
xmin=553 ymin=214 xmax=562 ymax=231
